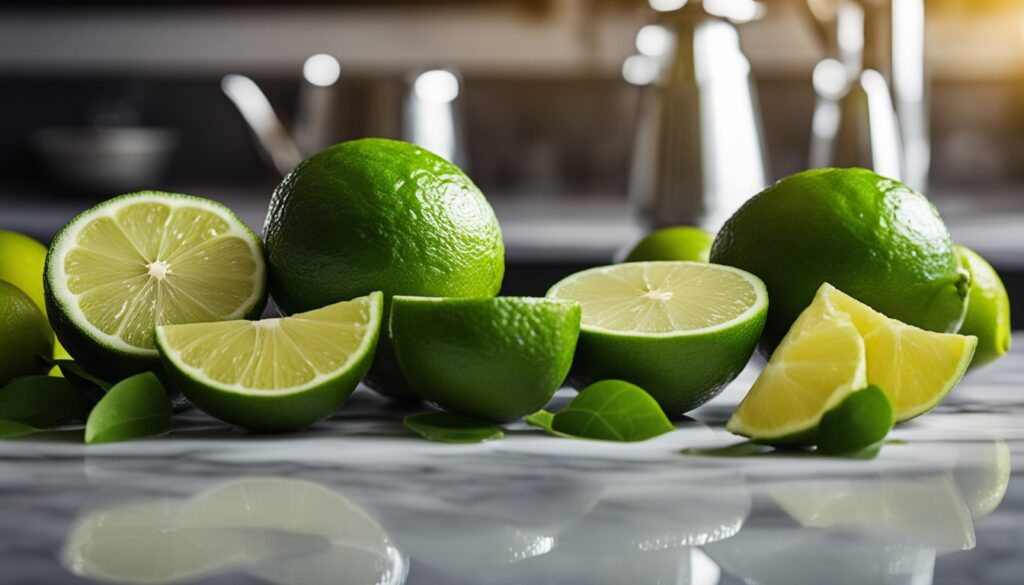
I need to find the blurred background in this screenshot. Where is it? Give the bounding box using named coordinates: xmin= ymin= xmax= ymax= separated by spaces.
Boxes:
xmin=0 ymin=0 xmax=1021 ymax=318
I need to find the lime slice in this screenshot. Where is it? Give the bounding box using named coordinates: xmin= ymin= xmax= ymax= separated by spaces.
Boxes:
xmin=155 ymin=292 xmax=382 ymax=431
xmin=820 ymin=283 xmax=977 ymax=421
xmin=727 ymin=293 xmax=867 ymax=444
xmin=546 ymin=261 xmax=767 ymax=416
xmin=45 ymin=192 xmax=267 ymax=381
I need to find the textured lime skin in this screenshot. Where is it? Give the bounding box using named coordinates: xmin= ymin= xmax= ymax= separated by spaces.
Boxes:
xmin=0 ymin=280 xmax=53 ymax=385
xmin=43 ymin=192 xmax=267 ymax=384
xmin=155 ymin=293 xmax=383 ymax=432
xmin=263 ymin=139 xmax=505 ymax=401
xmin=816 ymin=385 xmax=894 ymax=455
xmin=0 ymin=230 xmax=48 ymax=312
xmin=547 ymin=264 xmax=767 ymax=418
xmin=625 ymin=226 xmax=714 ymax=263
xmin=710 ymin=168 xmax=970 ymax=355
xmin=956 ymin=245 xmax=1012 ymax=369
xmin=390 ymin=296 xmax=579 ymax=423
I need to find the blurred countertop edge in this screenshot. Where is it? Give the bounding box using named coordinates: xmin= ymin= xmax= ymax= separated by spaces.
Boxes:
xmin=0 ymin=185 xmax=1021 ymax=268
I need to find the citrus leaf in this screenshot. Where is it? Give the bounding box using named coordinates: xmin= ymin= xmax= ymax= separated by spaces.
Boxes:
xmin=404 ymin=412 xmax=504 ymax=444
xmin=0 ymin=376 xmax=91 ymax=428
xmin=525 ymin=410 xmax=555 ymax=431
xmin=816 ymin=385 xmax=894 ymax=456
xmin=549 ymin=380 xmax=674 ymax=442
xmin=0 ymin=419 xmax=40 ymax=439
xmin=85 ymin=373 xmax=172 ymax=445
xmin=55 ymin=360 xmax=113 ymax=392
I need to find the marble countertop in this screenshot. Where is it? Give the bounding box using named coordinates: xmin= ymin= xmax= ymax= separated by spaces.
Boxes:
xmin=1 ymin=335 xmax=1022 ymax=585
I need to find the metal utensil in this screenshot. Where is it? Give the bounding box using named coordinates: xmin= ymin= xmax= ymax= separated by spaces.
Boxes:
xmin=221 ymin=74 xmax=304 ymax=177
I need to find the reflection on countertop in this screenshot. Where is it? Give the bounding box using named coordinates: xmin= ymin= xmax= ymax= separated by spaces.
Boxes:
xmin=1 ymin=335 xmax=1022 ymax=584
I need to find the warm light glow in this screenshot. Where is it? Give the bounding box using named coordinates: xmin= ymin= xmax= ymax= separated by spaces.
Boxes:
xmin=622 ymin=54 xmax=660 ymax=86
xmin=413 ymin=69 xmax=460 ymax=104
xmin=636 ymin=24 xmax=673 ymax=57
xmin=649 ymin=0 xmax=687 ymax=12
xmin=302 ymin=53 xmax=341 ymax=87
xmin=813 ymin=58 xmax=848 ymax=100
xmin=704 ymin=0 xmax=763 ymax=22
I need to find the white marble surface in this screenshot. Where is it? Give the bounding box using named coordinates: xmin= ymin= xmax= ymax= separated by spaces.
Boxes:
xmin=1 ymin=336 xmax=1022 ymax=585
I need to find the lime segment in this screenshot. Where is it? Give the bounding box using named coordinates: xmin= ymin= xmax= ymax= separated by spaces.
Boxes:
xmin=156 ymin=293 xmax=382 ymax=431
xmin=727 ymin=292 xmax=867 ymax=444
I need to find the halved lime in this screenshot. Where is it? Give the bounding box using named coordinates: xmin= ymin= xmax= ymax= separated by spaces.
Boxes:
xmin=546 ymin=261 xmax=767 ymax=416
xmin=727 ymin=291 xmax=867 ymax=444
xmin=390 ymin=296 xmax=580 ymax=422
xmin=45 ymin=192 xmax=267 ymax=381
xmin=820 ymin=283 xmax=977 ymax=421
xmin=155 ymin=292 xmax=382 ymax=431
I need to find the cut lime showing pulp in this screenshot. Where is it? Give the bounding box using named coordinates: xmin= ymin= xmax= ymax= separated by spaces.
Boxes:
xmin=546 ymin=261 xmax=766 ymax=416
xmin=820 ymin=283 xmax=976 ymax=421
xmin=727 ymin=292 xmax=867 ymax=445
xmin=45 ymin=192 xmax=267 ymax=381
xmin=156 ymin=292 xmax=382 ymax=431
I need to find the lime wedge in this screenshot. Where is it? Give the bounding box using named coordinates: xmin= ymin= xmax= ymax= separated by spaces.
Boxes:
xmin=546 ymin=261 xmax=767 ymax=415
xmin=45 ymin=192 xmax=267 ymax=380
xmin=155 ymin=292 xmax=382 ymax=431
xmin=727 ymin=292 xmax=867 ymax=444
xmin=820 ymin=283 xmax=977 ymax=421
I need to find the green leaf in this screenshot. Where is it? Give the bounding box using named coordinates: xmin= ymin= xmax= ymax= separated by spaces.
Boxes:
xmin=404 ymin=412 xmax=504 ymax=444
xmin=0 ymin=420 xmax=40 ymax=439
xmin=0 ymin=376 xmax=91 ymax=428
xmin=816 ymin=385 xmax=894 ymax=456
xmin=55 ymin=360 xmax=113 ymax=392
xmin=85 ymin=372 xmax=172 ymax=445
xmin=548 ymin=380 xmax=675 ymax=442
xmin=525 ymin=410 xmax=555 ymax=431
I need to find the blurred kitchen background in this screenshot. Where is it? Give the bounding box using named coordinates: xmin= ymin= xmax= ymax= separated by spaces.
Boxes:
xmin=0 ymin=0 xmax=1021 ymax=319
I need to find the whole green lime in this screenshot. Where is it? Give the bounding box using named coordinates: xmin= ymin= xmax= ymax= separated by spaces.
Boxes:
xmin=625 ymin=226 xmax=714 ymax=263
xmin=0 ymin=280 xmax=53 ymax=385
xmin=710 ymin=168 xmax=970 ymax=354
xmin=263 ymin=139 xmax=505 ymax=400
xmin=390 ymin=296 xmax=579 ymax=422
xmin=0 ymin=230 xmax=70 ymax=368
xmin=956 ymin=245 xmax=1011 ymax=369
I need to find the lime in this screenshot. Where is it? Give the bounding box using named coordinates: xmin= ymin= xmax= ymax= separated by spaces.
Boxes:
xmin=156 ymin=292 xmax=382 ymax=431
xmin=547 ymin=261 xmax=767 ymax=416
xmin=0 ymin=230 xmax=48 ymax=311
xmin=390 ymin=296 xmax=579 ymax=422
xmin=624 ymin=226 xmax=714 ymax=263
xmin=263 ymin=138 xmax=505 ymax=401
xmin=821 ymin=283 xmax=976 ymax=421
xmin=956 ymin=245 xmax=1011 ymax=369
xmin=710 ymin=168 xmax=970 ymax=354
xmin=727 ymin=290 xmax=867 ymax=445
xmin=816 ymin=385 xmax=894 ymax=455
xmin=44 ymin=191 xmax=267 ymax=382
xmin=0 ymin=229 xmax=72 ymax=371
xmin=0 ymin=280 xmax=54 ymax=384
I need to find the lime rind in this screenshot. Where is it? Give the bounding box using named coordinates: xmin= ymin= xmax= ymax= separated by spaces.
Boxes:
xmin=547 ymin=261 xmax=768 ymax=339
xmin=45 ymin=192 xmax=267 ymax=360
xmin=156 ymin=292 xmax=383 ymax=399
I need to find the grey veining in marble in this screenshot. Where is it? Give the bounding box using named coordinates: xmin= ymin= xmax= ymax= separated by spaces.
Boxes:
xmin=1 ymin=336 xmax=1023 ymax=585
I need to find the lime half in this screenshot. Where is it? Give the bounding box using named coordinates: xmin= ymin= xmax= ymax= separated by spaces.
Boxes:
xmin=45 ymin=192 xmax=267 ymax=381
xmin=727 ymin=291 xmax=867 ymax=445
xmin=547 ymin=261 xmax=767 ymax=416
xmin=156 ymin=292 xmax=382 ymax=431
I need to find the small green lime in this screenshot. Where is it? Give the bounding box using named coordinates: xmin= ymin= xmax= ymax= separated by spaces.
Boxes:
xmin=710 ymin=168 xmax=970 ymax=354
xmin=956 ymin=245 xmax=1011 ymax=369
xmin=816 ymin=385 xmax=894 ymax=455
xmin=390 ymin=296 xmax=580 ymax=423
xmin=547 ymin=261 xmax=767 ymax=417
xmin=0 ymin=280 xmax=53 ymax=385
xmin=625 ymin=226 xmax=714 ymax=263
xmin=263 ymin=139 xmax=505 ymax=401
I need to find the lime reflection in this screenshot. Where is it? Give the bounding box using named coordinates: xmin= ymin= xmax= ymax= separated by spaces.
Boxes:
xmin=61 ymin=477 xmax=408 ymax=585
